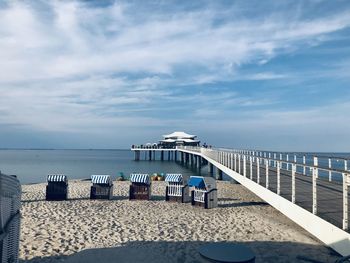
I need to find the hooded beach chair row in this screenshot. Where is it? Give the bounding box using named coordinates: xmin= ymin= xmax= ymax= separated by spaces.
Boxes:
xmin=0 ymin=172 xmax=21 ymax=263
xmin=45 ymin=174 xmax=218 ymax=209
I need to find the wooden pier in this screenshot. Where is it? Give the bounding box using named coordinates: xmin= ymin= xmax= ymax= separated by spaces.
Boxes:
xmin=131 ymin=145 xmax=350 ymax=256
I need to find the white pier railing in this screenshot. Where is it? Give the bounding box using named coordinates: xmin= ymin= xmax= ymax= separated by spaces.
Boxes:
xmin=177 ymin=146 xmax=350 ymax=256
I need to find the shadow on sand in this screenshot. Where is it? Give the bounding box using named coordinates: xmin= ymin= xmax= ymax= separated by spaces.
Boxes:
xmin=19 ymin=240 xmax=341 ymax=263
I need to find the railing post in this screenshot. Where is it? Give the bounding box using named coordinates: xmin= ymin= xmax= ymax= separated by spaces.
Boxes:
xmin=328 ymin=158 xmax=332 ymax=182
xmin=277 ymin=161 xmax=280 ymax=195
xmin=343 ymin=173 xmax=349 ymax=231
xmin=286 ymin=154 xmax=289 ymax=170
xmin=314 ymin=156 xmax=319 ymax=178
xmin=292 ymin=164 xmax=296 ymax=204
xmin=312 ymin=165 xmax=317 ymax=215
xmin=243 ymin=155 xmax=247 ymax=177
xmin=234 ymin=154 xmax=237 ymax=171
xmin=265 ymin=159 xmax=269 ymax=189
xmin=345 ymin=160 xmax=348 ymax=171
xmin=257 ymin=157 xmax=260 ymax=184
xmin=250 ymin=156 xmax=253 ymax=180
xmin=238 ymin=154 xmax=241 ymax=174
xmin=274 ymin=153 xmax=277 ymax=167
xmin=303 ymin=155 xmax=306 ymax=175
xmin=268 ymin=153 xmax=271 ymax=166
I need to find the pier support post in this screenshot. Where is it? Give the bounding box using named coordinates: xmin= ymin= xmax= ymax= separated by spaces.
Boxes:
xmin=174 ymin=151 xmax=177 ymax=162
xmin=168 ymin=151 xmax=171 ymax=161
xmin=148 ymin=150 xmax=152 ymax=161
xmin=292 ymin=164 xmax=296 ymax=203
xmin=197 ymin=156 xmax=201 ymax=169
xmin=265 ymin=159 xmax=269 ymax=189
xmin=257 ymin=157 xmax=260 ymax=184
xmin=216 ymin=167 xmax=223 ymax=180
xmin=208 ymin=163 xmax=214 ymax=176
xmin=161 ymin=151 xmax=164 ymax=161
xmin=134 ymin=150 xmax=140 ymax=161
xmin=343 ymin=173 xmax=349 ymax=231
xmin=277 ymin=161 xmax=281 ymax=195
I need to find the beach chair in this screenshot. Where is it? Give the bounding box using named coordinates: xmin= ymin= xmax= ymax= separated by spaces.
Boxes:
xmin=0 ymin=172 xmax=21 ymax=263
xmin=129 ymin=174 xmax=151 ymax=200
xmin=165 ymin=173 xmax=190 ymax=203
xmin=90 ymin=175 xmax=113 ymax=200
xmin=46 ymin=174 xmax=68 ymax=201
xmin=189 ymin=176 xmax=217 ymax=209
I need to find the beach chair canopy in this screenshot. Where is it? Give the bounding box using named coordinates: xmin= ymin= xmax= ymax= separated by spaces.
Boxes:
xmin=165 ymin=173 xmax=189 ymax=184
xmin=189 ymin=176 xmax=216 ymax=190
xmin=130 ymin=173 xmax=150 ymax=185
xmin=47 ymin=174 xmax=67 ymax=183
xmin=189 ymin=176 xmax=205 ymax=189
xmin=91 ymin=174 xmax=112 ymax=185
xmin=165 ymin=174 xmax=183 ymax=183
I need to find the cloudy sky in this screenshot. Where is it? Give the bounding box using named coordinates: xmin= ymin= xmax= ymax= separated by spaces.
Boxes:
xmin=1 ymin=0 xmax=350 ymax=151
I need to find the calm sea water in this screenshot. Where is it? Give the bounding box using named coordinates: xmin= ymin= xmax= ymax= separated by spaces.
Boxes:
xmin=0 ymin=150 xmax=209 ymax=184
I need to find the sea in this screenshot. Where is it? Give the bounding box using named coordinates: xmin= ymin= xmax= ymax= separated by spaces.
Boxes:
xmin=0 ymin=149 xmax=349 ymax=184
xmin=0 ymin=149 xmax=210 ymax=185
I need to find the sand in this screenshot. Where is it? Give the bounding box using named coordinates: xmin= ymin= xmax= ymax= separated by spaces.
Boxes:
xmin=19 ymin=180 xmax=340 ymax=262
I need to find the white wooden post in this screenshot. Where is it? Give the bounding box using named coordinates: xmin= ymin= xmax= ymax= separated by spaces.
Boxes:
xmin=277 ymin=161 xmax=280 ymax=195
xmin=328 ymin=158 xmax=332 ymax=182
xmin=238 ymin=154 xmax=241 ymax=174
xmin=314 ymin=156 xmax=319 ymax=178
xmin=294 ymin=155 xmax=297 ymax=163
xmin=250 ymin=156 xmax=253 ymax=180
xmin=274 ymin=153 xmax=277 ymax=167
xmin=312 ymin=165 xmax=317 ymax=215
xmin=345 ymin=160 xmax=348 ymax=171
xmin=257 ymin=157 xmax=260 ymax=184
xmin=343 ymin=173 xmax=349 ymax=231
xmin=286 ymin=154 xmax=289 ymax=170
xmin=243 ymin=155 xmax=247 ymax=177
xmin=268 ymin=153 xmax=271 ymax=166
xmin=303 ymin=155 xmax=306 ymax=175
xmin=292 ymin=164 xmax=296 ymax=204
xmin=234 ymin=154 xmax=237 ymax=171
xmin=265 ymin=159 xmax=269 ymax=189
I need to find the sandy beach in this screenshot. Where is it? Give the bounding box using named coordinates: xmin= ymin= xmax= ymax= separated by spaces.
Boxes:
xmin=20 ymin=180 xmax=340 ymax=262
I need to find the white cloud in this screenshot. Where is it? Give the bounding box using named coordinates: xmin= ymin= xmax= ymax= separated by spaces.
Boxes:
xmin=0 ymin=1 xmax=350 ymax=148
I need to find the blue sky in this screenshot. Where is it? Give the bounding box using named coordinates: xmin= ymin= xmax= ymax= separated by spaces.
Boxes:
xmin=0 ymin=0 xmax=350 ymax=151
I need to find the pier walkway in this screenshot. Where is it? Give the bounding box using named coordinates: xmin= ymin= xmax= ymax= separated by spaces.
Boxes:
xmin=131 ymin=146 xmax=350 ymax=256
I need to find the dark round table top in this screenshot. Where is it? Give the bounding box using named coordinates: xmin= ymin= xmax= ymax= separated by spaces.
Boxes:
xmin=198 ymin=243 xmax=255 ymax=263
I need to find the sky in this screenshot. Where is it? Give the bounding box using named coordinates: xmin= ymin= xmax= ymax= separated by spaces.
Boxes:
xmin=0 ymin=0 xmax=350 ymax=151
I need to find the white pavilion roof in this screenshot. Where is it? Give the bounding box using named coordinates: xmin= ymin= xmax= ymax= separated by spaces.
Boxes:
xmin=159 ymin=138 xmax=176 ymax=143
xmin=163 ymin=131 xmax=196 ymax=139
